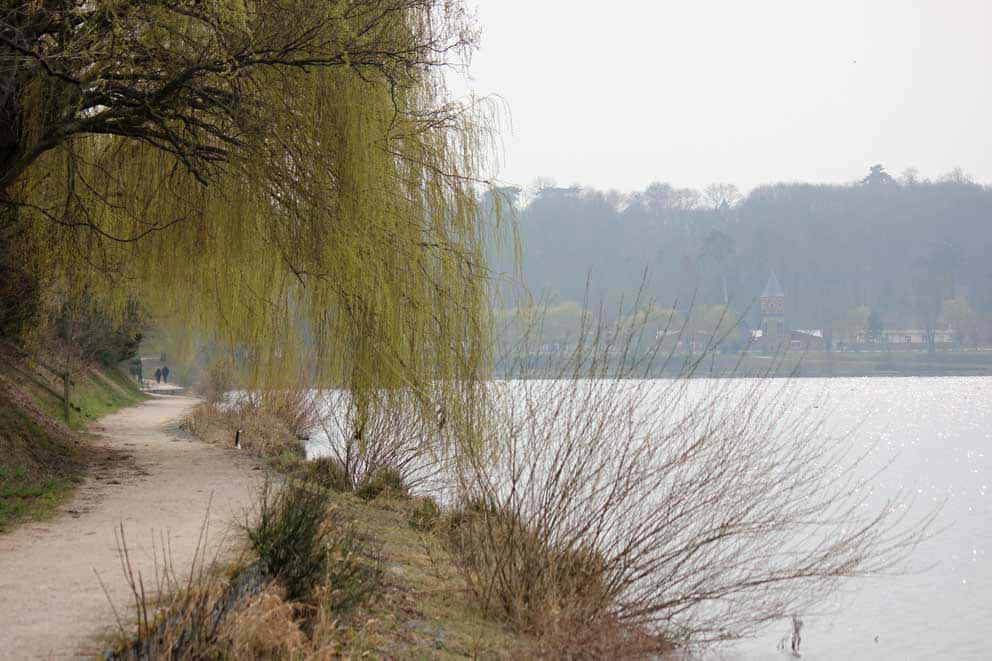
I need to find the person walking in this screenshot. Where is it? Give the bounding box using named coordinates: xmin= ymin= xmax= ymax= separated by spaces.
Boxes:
xmin=162 ymin=366 xmax=170 ymax=383
xmin=155 ymin=368 xmax=162 ymax=384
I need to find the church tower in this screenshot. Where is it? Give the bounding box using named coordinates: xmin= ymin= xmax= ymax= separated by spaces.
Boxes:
xmin=760 ymin=272 xmax=785 ymax=346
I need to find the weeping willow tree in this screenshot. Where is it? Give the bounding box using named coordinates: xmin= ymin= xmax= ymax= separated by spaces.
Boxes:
xmin=1 ymin=1 xmax=506 ymax=425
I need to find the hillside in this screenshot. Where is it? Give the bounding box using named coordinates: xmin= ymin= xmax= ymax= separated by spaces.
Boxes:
xmin=0 ymin=345 xmax=145 ymax=531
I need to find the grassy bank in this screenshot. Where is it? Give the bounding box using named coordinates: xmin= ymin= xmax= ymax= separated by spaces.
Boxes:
xmin=100 ymin=399 xmax=532 ymax=658
xmin=0 ymin=347 xmax=146 ymax=532
xmin=107 ymin=477 xmax=530 ymax=657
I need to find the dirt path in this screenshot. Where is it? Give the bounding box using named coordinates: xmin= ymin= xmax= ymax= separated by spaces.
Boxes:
xmin=0 ymin=395 xmax=263 ymax=659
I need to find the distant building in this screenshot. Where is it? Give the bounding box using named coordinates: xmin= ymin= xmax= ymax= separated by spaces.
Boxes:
xmin=756 ymin=271 xmax=825 ymax=352
xmin=759 ymin=272 xmax=786 ymax=349
xmin=854 ymin=328 xmax=955 ymax=346
xmin=791 ymin=328 xmax=826 ymax=351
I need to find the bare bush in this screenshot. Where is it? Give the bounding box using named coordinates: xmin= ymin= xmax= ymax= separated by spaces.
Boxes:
xmin=449 ymin=308 xmax=938 ymax=651
xmin=312 ymin=389 xmax=448 ymax=494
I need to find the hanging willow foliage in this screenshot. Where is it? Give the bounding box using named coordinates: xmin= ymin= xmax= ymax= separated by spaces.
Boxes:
xmin=1 ymin=1 xmax=506 ymax=423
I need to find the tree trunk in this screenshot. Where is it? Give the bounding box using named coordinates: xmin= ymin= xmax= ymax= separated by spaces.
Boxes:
xmin=62 ymin=369 xmax=71 ymax=422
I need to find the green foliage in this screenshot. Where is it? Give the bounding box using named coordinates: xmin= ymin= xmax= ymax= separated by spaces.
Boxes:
xmin=0 ymin=469 xmax=70 ymax=532
xmin=247 ymin=481 xmax=332 ymax=602
xmin=868 ymin=307 xmax=885 ymax=341
xmin=833 ymin=305 xmax=870 ymax=344
xmin=942 ymin=297 xmax=978 ymax=346
xmin=688 ymin=303 xmax=741 ymax=348
xmin=500 ymin=175 xmax=992 ymax=339
xmin=54 ymin=367 xmax=145 ymax=430
xmin=4 ymin=0 xmax=503 ymax=445
xmin=0 ymin=209 xmax=42 ymax=345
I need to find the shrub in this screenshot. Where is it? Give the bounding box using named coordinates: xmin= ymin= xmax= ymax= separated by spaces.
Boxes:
xmin=355 ymin=466 xmax=409 ymax=501
xmin=246 ymin=480 xmax=331 ymax=601
xmin=314 ymin=388 xmax=446 ymax=498
xmin=195 ymin=361 xmax=235 ymax=404
xmin=306 ymin=457 xmax=352 ymax=492
xmin=187 ymin=402 xmax=305 ymax=460
xmin=442 ymin=496 xmax=615 ymax=645
xmin=236 ymin=388 xmax=318 ymax=441
xmin=408 ymin=496 xmax=442 ymax=531
xmin=447 ymin=300 xmax=937 ymax=652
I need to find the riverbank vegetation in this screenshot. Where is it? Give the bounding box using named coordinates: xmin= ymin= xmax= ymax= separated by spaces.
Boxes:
xmin=1 ymin=0 xmax=498 ymax=527
xmin=120 ymin=306 xmax=934 ymax=657
xmin=107 ymin=467 xmax=530 ymax=658
xmin=2 ymin=1 xmax=939 ymax=656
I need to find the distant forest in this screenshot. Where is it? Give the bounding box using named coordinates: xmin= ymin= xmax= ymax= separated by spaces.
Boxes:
xmin=490 ymin=166 xmax=992 ymax=348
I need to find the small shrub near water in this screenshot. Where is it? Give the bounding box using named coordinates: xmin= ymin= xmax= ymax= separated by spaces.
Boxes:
xmin=306 ymin=456 xmax=352 ymax=492
xmin=319 ymin=523 xmax=382 ymax=614
xmin=407 ymin=496 xmax=442 ymax=531
xmin=246 ymin=480 xmax=332 ymax=601
xmin=355 ymin=466 xmax=409 ymax=501
xmin=439 ymin=496 xmax=652 ymax=656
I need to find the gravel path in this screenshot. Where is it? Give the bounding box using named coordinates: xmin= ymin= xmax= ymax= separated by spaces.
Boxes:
xmin=0 ymin=395 xmax=262 ymax=659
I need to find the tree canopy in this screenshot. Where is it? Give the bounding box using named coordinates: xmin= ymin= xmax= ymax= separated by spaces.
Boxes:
xmin=2 ymin=1 xmax=502 ymax=414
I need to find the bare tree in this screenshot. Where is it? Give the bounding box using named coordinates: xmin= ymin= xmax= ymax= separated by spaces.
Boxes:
xmin=703 ymin=182 xmax=742 ymax=210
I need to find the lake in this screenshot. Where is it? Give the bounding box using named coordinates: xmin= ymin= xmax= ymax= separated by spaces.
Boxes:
xmin=724 ymin=377 xmax=990 ymax=660
xmin=308 ymin=377 xmax=990 ymax=660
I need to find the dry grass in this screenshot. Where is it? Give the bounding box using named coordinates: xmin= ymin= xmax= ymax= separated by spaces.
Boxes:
xmin=185 ymin=401 xmax=305 ymax=459
xmin=103 ymin=508 xmax=253 ymax=660
xmin=106 ymin=474 xmax=526 ymax=659
xmin=187 ymin=363 xmax=317 ymax=460
xmin=215 ymin=584 xmax=307 ymax=658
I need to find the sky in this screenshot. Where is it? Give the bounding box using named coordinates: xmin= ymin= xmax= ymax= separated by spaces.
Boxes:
xmin=450 ymin=1 xmax=992 ymax=194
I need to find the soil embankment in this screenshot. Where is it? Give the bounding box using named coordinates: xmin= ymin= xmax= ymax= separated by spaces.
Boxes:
xmin=0 ymin=395 xmax=262 ymax=659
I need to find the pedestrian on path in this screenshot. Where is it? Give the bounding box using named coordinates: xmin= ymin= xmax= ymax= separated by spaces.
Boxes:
xmin=162 ymin=366 xmax=170 ymax=383
xmin=155 ymin=368 xmax=162 ymax=384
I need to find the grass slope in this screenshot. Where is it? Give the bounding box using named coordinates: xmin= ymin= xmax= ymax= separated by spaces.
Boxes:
xmin=329 ymin=492 xmax=526 ymax=657
xmin=0 ymin=351 xmax=146 ymax=532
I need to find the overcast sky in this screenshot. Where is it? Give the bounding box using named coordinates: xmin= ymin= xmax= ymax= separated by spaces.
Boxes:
xmin=451 ymin=1 xmax=992 ymax=194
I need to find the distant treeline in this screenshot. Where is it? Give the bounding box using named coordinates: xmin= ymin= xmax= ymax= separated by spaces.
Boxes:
xmin=490 ymin=166 xmax=992 ymax=347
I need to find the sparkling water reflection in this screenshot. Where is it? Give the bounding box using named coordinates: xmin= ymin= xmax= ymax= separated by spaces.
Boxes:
xmin=307 ymin=377 xmax=991 ymax=659
xmin=723 ymin=376 xmax=991 ymax=661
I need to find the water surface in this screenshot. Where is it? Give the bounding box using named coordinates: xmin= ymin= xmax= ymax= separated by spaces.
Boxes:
xmin=722 ymin=377 xmax=990 ymax=660
xmin=308 ymin=377 xmax=991 ymax=660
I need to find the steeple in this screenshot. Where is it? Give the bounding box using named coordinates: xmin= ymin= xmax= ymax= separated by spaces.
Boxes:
xmin=761 ymin=271 xmax=784 ymax=299
xmin=759 ymin=270 xmax=786 ymax=346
